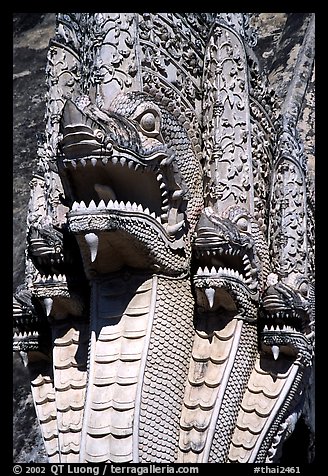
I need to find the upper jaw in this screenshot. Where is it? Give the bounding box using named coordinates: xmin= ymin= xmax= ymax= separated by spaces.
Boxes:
xmin=59 ymin=152 xmax=187 ymax=242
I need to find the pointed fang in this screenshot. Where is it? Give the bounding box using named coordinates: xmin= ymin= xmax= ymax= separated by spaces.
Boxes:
xmin=85 ymin=232 xmax=99 ymax=262
xmin=44 ymin=298 xmax=53 ymax=317
xmin=205 ymin=288 xmax=215 ymax=309
xmin=272 ymin=345 xmax=280 ymax=360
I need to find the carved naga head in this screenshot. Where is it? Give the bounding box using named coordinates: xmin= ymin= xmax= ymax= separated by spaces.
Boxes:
xmin=192 ymin=205 xmax=269 ymax=318
xmin=58 ymin=91 xmax=204 ymax=277
xmin=259 ymin=273 xmax=314 ymax=365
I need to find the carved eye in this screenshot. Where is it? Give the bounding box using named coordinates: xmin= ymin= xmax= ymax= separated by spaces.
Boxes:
xmin=94 ymin=129 xmax=105 ymax=141
xmin=299 ymin=282 xmax=308 ymax=297
xmin=236 ymin=217 xmax=248 ymax=231
xmin=137 ymin=109 xmax=161 ymax=137
xmin=140 ymin=112 xmax=156 ymax=132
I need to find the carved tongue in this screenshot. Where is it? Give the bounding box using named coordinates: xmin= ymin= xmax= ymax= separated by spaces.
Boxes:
xmin=85 ymin=232 xmax=99 ymax=262
xmin=272 ymin=345 xmax=280 ymax=360
xmin=94 ymin=183 xmax=117 ymax=201
xmin=205 ymin=287 xmax=215 ymax=308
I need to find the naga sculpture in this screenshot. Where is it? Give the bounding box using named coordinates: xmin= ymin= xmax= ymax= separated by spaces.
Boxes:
xmin=13 ymin=13 xmax=315 ymax=463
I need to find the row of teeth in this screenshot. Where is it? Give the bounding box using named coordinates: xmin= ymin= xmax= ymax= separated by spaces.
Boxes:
xmin=71 ymin=200 xmax=185 ymax=237
xmin=196 ymin=266 xmax=253 ymax=285
xmin=265 ymin=311 xmax=298 ymax=318
xmin=263 ymin=324 xmax=297 ymax=332
xmin=34 ymin=256 xmax=62 ymax=264
xmin=72 ymin=199 xmax=161 ymax=220
xmin=197 ymin=251 xmax=252 ymax=269
xmin=62 ymin=155 xmax=174 ymax=170
xmin=199 ymin=248 xmax=245 ymax=257
xmin=14 ymin=331 xmax=38 ymax=338
xmin=34 ymin=274 xmax=67 ymax=283
xmin=71 ymin=182 xmax=184 ymax=214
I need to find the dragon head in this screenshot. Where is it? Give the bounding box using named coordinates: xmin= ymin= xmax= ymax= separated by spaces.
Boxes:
xmin=259 ymin=274 xmax=314 ymax=365
xmin=192 ymin=206 xmax=268 ymax=318
xmin=13 ymin=285 xmax=51 ymax=357
xmin=58 ymin=91 xmax=203 ymax=277
xmin=26 ymin=220 xmax=89 ymax=320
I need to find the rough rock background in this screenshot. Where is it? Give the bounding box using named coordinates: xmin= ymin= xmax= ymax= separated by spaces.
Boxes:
xmin=13 ymin=13 xmax=315 ymax=463
xmin=13 ymin=13 xmax=56 ymax=463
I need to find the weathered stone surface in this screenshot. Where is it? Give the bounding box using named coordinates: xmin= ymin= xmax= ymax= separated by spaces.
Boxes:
xmin=13 ymin=13 xmax=314 ymax=464
xmin=13 ymin=13 xmax=56 ymax=290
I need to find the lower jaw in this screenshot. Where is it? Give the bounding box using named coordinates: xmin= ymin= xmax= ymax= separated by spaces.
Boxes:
xmin=67 ymin=213 xmax=189 ymax=278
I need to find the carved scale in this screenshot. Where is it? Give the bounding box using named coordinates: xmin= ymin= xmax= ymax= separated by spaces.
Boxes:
xmin=13 ymin=13 xmax=315 ymax=463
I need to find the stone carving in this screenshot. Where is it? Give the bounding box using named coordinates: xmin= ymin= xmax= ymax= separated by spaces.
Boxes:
xmin=13 ymin=13 xmax=315 ymax=463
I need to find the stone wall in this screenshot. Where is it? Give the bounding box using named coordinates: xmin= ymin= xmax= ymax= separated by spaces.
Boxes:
xmin=13 ymin=13 xmax=56 ymax=462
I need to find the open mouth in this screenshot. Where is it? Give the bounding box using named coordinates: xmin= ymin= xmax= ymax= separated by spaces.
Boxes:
xmin=193 ymin=239 xmax=257 ymax=290
xmin=260 ymin=311 xmax=303 ymax=335
xmin=193 ymin=252 xmax=258 ymax=315
xmin=13 ymin=296 xmax=42 ymax=350
xmin=192 ymin=226 xmax=258 ymax=312
xmin=259 ymin=293 xmax=314 ymax=360
xmin=260 ymin=290 xmax=312 ymax=335
xmin=59 ymin=153 xmax=187 ymax=240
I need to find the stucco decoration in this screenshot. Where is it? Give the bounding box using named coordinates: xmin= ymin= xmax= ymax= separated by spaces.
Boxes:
xmin=13 ymin=13 xmax=315 ymax=463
